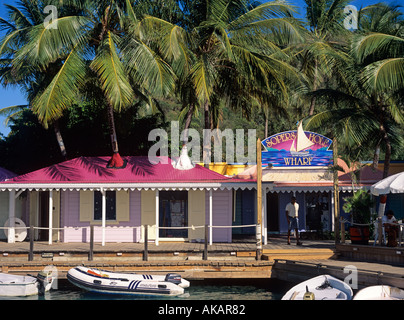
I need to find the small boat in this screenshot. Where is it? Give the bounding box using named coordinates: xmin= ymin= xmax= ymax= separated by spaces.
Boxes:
xmin=67 ymin=266 xmax=190 ymax=296
xmin=281 ymin=275 xmax=353 ymax=300
xmin=353 ymin=285 xmax=404 ymax=300
xmin=0 ymin=271 xmax=54 ymax=297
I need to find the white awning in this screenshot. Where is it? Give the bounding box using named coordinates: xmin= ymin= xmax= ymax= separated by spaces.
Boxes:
xmin=0 ymin=181 xmax=272 ymax=192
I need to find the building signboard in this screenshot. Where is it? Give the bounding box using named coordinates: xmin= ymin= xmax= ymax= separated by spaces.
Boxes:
xmin=261 ymin=123 xmax=333 ymax=167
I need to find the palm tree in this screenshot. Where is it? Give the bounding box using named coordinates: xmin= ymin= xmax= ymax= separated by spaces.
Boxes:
xmin=0 ymin=0 xmax=75 ymax=158
xmin=141 ymin=0 xmax=304 ymax=165
xmin=306 ymin=3 xmax=404 ymax=178
xmin=288 ymin=0 xmax=353 ymax=117
xmin=353 ymin=3 xmax=404 ymax=94
xmin=0 ymin=0 xmax=175 ymax=166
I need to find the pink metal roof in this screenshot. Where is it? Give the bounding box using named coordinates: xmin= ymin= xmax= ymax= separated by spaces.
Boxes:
xmin=338 ymin=163 xmax=384 ymax=185
xmin=1 ymin=156 xmax=233 ymax=184
xmin=0 ymin=167 xmax=16 ymax=181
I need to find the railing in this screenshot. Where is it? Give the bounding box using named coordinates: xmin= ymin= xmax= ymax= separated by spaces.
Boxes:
xmin=0 ymin=223 xmax=259 ymax=262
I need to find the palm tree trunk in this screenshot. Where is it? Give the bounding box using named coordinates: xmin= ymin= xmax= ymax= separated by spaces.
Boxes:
xmin=203 ymin=99 xmax=210 ymax=168
xmin=182 ymin=103 xmax=194 ymax=144
xmin=107 ymin=103 xmax=119 ymax=153
xmin=264 ymin=107 xmax=269 ymax=138
xmin=372 ymin=144 xmax=380 ymax=170
xmin=309 ymin=60 xmax=318 ymax=116
xmin=106 ymin=103 xmax=126 ymax=169
xmin=53 ymin=120 xmax=67 ymax=159
xmin=379 ymin=118 xmax=391 ymax=178
xmin=383 ymin=133 xmax=391 ymax=179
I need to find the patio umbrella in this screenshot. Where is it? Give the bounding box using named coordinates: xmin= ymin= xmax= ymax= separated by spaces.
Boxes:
xmin=371 ymin=172 xmax=404 ymax=196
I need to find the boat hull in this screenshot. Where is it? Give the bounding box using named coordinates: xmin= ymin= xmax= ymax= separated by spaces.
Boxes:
xmin=353 ymin=285 xmax=404 ymax=300
xmin=67 ymin=266 xmax=187 ymax=296
xmin=289 ymin=151 xmax=310 ymax=157
xmin=0 ymin=273 xmax=53 ymax=297
xmin=282 ymin=275 xmax=353 ymax=300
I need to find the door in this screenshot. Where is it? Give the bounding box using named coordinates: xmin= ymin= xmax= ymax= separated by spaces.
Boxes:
xmin=159 ymin=191 xmax=188 ymax=239
xmin=39 ymin=191 xmax=49 ymax=241
xmin=233 ymin=189 xmax=256 ymax=236
xmin=267 ymin=192 xmax=279 ymax=232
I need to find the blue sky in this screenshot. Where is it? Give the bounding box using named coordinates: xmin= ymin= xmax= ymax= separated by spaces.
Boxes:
xmin=0 ymin=0 xmax=400 ymax=136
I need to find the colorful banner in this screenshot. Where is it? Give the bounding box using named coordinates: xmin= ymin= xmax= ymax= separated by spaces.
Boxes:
xmin=261 ymin=126 xmax=333 ymax=167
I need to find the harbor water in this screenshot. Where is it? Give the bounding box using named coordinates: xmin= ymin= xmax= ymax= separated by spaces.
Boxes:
xmin=0 ymin=279 xmax=287 ymax=301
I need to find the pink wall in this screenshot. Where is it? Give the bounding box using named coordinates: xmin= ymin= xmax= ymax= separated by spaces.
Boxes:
xmin=61 ymin=190 xmax=141 ymax=243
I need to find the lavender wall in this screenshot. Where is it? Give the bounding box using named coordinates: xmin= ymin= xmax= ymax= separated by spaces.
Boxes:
xmin=61 ymin=190 xmax=141 ymax=243
xmin=59 ymin=189 xmax=233 ymax=243
xmin=206 ymin=189 xmax=232 ymax=242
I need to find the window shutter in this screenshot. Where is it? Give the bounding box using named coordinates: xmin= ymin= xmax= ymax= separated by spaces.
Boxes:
xmin=80 ymin=190 xmax=93 ymax=222
xmin=141 ymin=190 xmax=156 ymax=240
xmin=188 ymin=190 xmax=205 ymax=240
xmin=116 ymin=190 xmax=130 ymax=222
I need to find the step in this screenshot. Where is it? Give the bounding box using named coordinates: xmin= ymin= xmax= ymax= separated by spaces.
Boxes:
xmin=262 ymin=248 xmax=336 ymax=261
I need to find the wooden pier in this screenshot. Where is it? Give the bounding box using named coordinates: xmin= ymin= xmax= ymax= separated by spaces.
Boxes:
xmin=0 ymin=237 xmax=403 ymax=289
xmin=0 ymin=237 xmax=335 ymax=280
xmin=272 ymin=259 xmax=404 ymax=289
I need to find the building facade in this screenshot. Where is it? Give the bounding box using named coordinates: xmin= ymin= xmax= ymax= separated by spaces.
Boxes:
xmin=0 ymin=156 xmax=260 ymax=244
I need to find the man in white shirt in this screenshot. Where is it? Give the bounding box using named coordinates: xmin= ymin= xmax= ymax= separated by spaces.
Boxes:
xmin=285 ymin=196 xmax=302 ymax=245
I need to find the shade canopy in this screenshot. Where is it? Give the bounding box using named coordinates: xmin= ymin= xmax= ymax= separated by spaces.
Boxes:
xmin=371 ymin=171 xmax=404 ymax=196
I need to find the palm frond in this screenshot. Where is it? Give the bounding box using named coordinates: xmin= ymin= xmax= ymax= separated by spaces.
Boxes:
xmin=361 ymin=58 xmax=404 ymax=93
xmin=0 ymin=104 xmax=27 ymax=125
xmin=31 ymin=45 xmax=86 ymax=127
xmin=13 ymin=15 xmax=90 ymax=69
xmin=3 ymin=4 xmax=33 ymax=29
xmin=90 ymin=31 xmax=134 ymax=112
xmin=191 ymin=58 xmax=214 ymax=104
xmin=354 ymin=33 xmax=404 ymax=63
xmin=123 ymin=35 xmax=176 ymax=98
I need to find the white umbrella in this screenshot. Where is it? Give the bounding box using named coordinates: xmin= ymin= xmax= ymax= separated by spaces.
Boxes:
xmin=371 ymin=171 xmax=404 ymax=196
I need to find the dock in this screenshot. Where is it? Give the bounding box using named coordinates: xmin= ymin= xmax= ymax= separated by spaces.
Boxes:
xmin=272 ymin=259 xmax=404 ymax=289
xmin=0 ymin=237 xmax=403 ymax=289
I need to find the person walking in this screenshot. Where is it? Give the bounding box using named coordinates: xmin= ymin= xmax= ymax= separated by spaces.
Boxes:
xmin=286 ymin=196 xmax=302 ymax=245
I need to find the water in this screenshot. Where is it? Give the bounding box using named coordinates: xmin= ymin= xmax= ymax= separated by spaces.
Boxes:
xmin=0 ymin=279 xmax=286 ymax=301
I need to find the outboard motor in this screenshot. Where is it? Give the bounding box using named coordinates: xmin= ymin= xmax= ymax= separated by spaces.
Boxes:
xmin=165 ymin=273 xmax=182 ymax=285
xmin=36 ymin=271 xmax=52 ymax=296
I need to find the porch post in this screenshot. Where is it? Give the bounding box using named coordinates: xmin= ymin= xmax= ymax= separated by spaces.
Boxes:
xmin=333 ymin=137 xmax=340 ymax=244
xmin=209 ymin=189 xmax=213 ymax=245
xmin=155 ymin=190 xmax=159 ymax=246
xmin=263 ymin=186 xmax=268 ymax=245
xmin=8 ymin=190 xmax=15 ymax=244
xmin=101 ymin=188 xmax=106 ymax=246
xmin=48 ymin=190 xmax=53 ymax=245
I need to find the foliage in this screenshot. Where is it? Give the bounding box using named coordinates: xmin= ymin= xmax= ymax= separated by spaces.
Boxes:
xmin=0 ymin=103 xmax=167 ymax=174
xmin=342 ymin=189 xmax=375 ymax=224
xmin=0 ymin=0 xmax=403 ymax=172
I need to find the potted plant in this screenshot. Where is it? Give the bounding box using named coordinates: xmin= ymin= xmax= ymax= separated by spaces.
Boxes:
xmin=343 ymin=189 xmax=374 ymax=245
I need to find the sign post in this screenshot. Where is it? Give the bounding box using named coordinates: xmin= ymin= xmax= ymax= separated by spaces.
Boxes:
xmin=256 ymin=139 xmax=262 ymax=260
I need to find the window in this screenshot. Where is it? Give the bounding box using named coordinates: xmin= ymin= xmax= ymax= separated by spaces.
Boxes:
xmin=94 ymin=191 xmax=116 ymax=221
